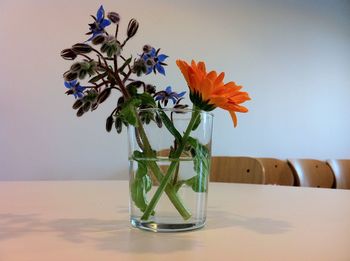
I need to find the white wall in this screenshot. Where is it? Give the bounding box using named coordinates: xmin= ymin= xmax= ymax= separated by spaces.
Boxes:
xmin=1 ymin=0 xmax=349 ymax=180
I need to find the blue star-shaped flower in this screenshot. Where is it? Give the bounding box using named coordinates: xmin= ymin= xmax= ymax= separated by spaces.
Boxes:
xmin=64 ymin=80 xmax=86 ymax=99
xmin=154 ymin=86 xmax=186 ymax=106
xmin=142 ymin=48 xmax=168 ymax=75
xmin=86 ymin=5 xmax=111 ymax=41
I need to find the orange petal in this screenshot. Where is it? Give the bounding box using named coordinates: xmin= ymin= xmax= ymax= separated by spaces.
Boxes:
xmin=207 ymin=71 xmax=217 ymax=81
xmin=214 ymin=72 xmax=225 ymax=86
xmin=229 ymin=111 xmax=238 ymax=127
xmin=198 ymin=62 xmax=206 ymax=73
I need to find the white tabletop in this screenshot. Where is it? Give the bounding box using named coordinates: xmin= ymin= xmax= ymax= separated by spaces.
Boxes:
xmin=0 ymin=180 xmax=349 ymax=261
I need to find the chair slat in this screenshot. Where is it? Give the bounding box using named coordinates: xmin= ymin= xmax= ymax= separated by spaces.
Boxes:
xmin=288 ymin=159 xmax=334 ymax=188
xmin=258 ymin=158 xmax=294 ymax=186
xmin=210 ymin=157 xmax=265 ymax=184
xmin=327 ymin=159 xmax=350 ymax=189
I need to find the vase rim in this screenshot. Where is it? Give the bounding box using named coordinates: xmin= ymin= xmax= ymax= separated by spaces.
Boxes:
xmin=137 ymin=107 xmax=214 ymax=117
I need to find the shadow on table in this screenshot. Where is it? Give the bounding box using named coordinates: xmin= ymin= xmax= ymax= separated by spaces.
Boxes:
xmin=206 ymin=207 xmax=292 ymax=234
xmin=0 ymin=211 xmax=201 ymax=253
xmin=0 ymin=207 xmax=291 ymax=253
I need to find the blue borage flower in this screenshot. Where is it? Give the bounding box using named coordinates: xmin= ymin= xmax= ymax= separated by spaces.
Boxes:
xmin=154 ymin=86 xmax=186 ymax=106
xmin=64 ymin=80 xmax=86 ymax=99
xmin=86 ymin=5 xmax=111 ymax=41
xmin=142 ymin=48 xmax=168 ymax=75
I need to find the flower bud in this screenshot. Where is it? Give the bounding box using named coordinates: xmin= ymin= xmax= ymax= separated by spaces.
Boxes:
xmin=127 ymin=19 xmax=139 ymax=38
xmin=72 ymin=99 xmax=83 ymax=110
xmin=100 ymin=37 xmax=121 ymax=57
xmin=132 ymin=59 xmax=147 ymax=76
xmin=143 ymin=45 xmax=153 ymax=53
xmin=107 ymin=12 xmax=120 ymax=23
xmin=82 ymin=101 xmax=91 ymax=112
xmin=64 ymin=71 xmax=78 ymax=82
xmin=115 ymin=117 xmax=122 ymax=133
xmin=145 ymin=84 xmax=156 ymax=94
xmin=76 ymin=107 xmax=85 ymax=117
xmin=117 ymin=96 xmax=124 ymax=107
xmin=65 ymin=89 xmax=74 ymax=95
xmin=78 ymin=70 xmax=87 ymax=80
xmin=155 ymin=113 xmax=163 ymax=128
xmin=98 ymin=88 xmax=111 ymax=104
xmin=174 ymin=104 xmax=189 ymax=110
xmin=61 ymin=48 xmax=77 ymax=60
xmin=106 ymin=116 xmax=114 ymax=132
xmin=72 ymin=43 xmax=92 ymax=54
xmin=91 ymin=103 xmax=98 ymax=111
xmin=92 ymin=35 xmax=106 ymax=45
xmin=70 ymin=62 xmax=82 ymax=72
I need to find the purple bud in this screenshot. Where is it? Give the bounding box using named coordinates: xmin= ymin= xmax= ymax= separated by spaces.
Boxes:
xmin=76 ymin=107 xmax=85 ymax=117
xmin=143 ymin=45 xmax=153 ymax=53
xmin=72 ymin=43 xmax=92 ymax=54
xmin=98 ymin=88 xmax=111 ymax=104
xmin=127 ymin=19 xmax=139 ymax=38
xmin=61 ymin=48 xmax=77 ymax=60
xmin=92 ymin=35 xmax=106 ymax=45
xmin=107 ymin=12 xmax=120 ymax=23
xmin=64 ymin=71 xmax=78 ymax=82
xmin=72 ymin=99 xmax=83 ymax=110
xmin=106 ymin=116 xmax=114 ymax=132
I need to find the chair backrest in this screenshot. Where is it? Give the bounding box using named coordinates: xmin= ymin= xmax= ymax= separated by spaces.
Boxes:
xmin=288 ymin=159 xmax=334 ymax=188
xmin=210 ymin=156 xmax=265 ymax=184
xmin=257 ymin=158 xmax=294 ymax=186
xmin=327 ymin=159 xmax=350 ymax=189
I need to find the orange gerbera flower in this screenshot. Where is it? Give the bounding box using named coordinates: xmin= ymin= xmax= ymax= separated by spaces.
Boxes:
xmin=176 ymin=60 xmax=251 ymax=127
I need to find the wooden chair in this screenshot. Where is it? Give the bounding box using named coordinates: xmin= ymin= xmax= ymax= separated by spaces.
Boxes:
xmin=287 ymin=159 xmax=335 ymax=188
xmin=327 ymin=159 xmax=350 ymax=189
xmin=257 ymin=158 xmax=294 ymax=186
xmin=210 ymin=156 xmax=265 ymax=184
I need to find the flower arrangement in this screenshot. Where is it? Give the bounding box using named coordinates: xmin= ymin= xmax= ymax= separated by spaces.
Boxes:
xmin=60 ymin=5 xmax=250 ymax=228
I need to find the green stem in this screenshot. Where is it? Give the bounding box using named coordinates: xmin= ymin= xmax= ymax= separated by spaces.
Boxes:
xmin=135 ymin=116 xmax=191 ymax=220
xmin=172 ymin=164 xmax=180 ymax=186
xmin=141 ymin=109 xmax=200 ymax=220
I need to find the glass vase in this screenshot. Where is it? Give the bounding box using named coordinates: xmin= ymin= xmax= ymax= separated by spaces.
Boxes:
xmin=127 ymin=108 xmax=213 ymax=232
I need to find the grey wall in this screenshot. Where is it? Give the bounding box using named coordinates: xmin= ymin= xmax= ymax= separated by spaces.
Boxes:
xmin=1 ymin=0 xmax=349 ymax=180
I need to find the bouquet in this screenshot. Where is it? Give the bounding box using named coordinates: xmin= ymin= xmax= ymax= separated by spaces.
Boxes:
xmin=60 ymin=5 xmax=250 ymax=230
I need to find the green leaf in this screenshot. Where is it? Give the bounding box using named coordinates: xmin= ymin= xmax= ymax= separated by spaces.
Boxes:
xmin=131 ymin=176 xmax=152 ymax=212
xmin=184 ymin=137 xmax=210 ymax=192
xmin=89 ymin=72 xmax=108 ymax=84
xmin=118 ymin=56 xmax=132 ymax=73
xmin=138 ymin=93 xmax=156 ymax=107
xmin=127 ymin=84 xmax=138 ymax=96
xmin=130 ymin=151 xmax=154 ymax=214
xmin=120 ymin=99 xmax=141 ymax=126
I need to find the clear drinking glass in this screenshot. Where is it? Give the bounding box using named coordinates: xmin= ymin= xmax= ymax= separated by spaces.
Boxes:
xmin=128 ymin=108 xmax=213 ymax=232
